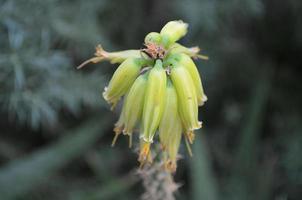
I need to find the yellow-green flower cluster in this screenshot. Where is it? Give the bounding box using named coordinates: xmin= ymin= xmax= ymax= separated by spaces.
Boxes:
xmin=80 ymin=20 xmax=208 ymax=172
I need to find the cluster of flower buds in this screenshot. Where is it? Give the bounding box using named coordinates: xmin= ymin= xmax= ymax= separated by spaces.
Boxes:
xmin=79 ymin=20 xmax=208 ymax=172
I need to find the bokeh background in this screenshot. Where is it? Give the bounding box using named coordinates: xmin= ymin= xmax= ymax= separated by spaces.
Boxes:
xmin=0 ymin=0 xmax=301 ymax=199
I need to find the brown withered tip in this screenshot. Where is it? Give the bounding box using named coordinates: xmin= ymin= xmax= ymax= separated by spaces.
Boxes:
xmin=141 ymin=43 xmax=167 ymax=60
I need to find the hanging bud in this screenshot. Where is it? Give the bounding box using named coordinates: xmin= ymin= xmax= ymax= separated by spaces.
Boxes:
xmin=159 ymin=79 xmax=181 ymax=149
xmin=123 ymin=72 xmax=149 ymax=147
xmin=169 ymin=53 xmax=207 ymax=105
xmin=144 ymin=32 xmax=162 ymax=45
xmin=103 ymin=57 xmax=150 ymax=109
xmin=159 ymin=79 xmax=183 ymax=172
xmin=160 ymin=20 xmax=188 ymax=47
xmin=78 ymin=45 xmax=142 ymax=69
xmin=141 ymin=59 xmax=167 ymax=143
xmin=170 ymin=62 xmax=201 ymax=131
xmin=166 ymin=121 xmax=182 ymax=173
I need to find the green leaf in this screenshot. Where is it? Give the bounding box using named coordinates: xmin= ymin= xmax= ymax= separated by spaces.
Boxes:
xmin=190 ymin=132 xmax=219 ymax=200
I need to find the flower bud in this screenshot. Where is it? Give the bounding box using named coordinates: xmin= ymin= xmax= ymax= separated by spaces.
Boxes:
xmin=170 ymin=63 xmax=201 ymax=131
xmin=166 ymin=122 xmax=182 ymax=172
xmin=169 ymin=53 xmax=207 ymax=105
xmin=103 ymin=57 xmax=150 ymax=109
xmin=159 ymin=79 xmax=181 ymax=149
xmin=159 ymin=80 xmax=183 ymax=172
xmin=123 ymin=72 xmax=149 ymax=143
xmin=78 ymin=45 xmax=142 ymax=69
xmin=144 ymin=32 xmax=162 ymax=45
xmin=160 ymin=20 xmax=188 ymax=47
xmin=168 ymin=43 xmax=209 ymax=60
xmin=141 ymin=59 xmax=167 ymax=143
xmin=108 ymin=50 xmax=143 ymax=64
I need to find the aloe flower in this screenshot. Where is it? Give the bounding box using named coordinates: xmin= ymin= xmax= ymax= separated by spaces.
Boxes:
xmin=80 ymin=20 xmax=208 ymax=172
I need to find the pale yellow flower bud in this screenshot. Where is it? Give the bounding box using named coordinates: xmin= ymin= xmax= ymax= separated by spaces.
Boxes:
xmin=144 ymin=32 xmax=162 ymax=45
xmin=160 ymin=20 xmax=188 ymax=47
xmin=141 ymin=59 xmax=167 ymax=143
xmin=170 ymin=63 xmax=201 ymax=131
xmin=78 ymin=45 xmax=142 ymax=69
xmin=159 ymin=79 xmax=181 ymax=150
xmin=159 ymin=80 xmax=183 ymax=172
xmin=168 ymin=43 xmax=209 ymax=60
xmin=169 ymin=53 xmax=207 ymax=105
xmin=103 ymin=57 xmax=150 ymax=109
xmin=123 ymin=72 xmax=149 ymax=147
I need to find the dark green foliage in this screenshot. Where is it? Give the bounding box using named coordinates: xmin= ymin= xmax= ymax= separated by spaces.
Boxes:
xmin=0 ymin=0 xmax=301 ymax=200
xmin=0 ymin=0 xmax=105 ymax=129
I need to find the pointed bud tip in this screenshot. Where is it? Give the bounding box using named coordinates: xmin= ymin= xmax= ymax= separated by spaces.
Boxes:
xmin=144 ymin=32 xmax=162 ymax=45
xmin=165 ymin=160 xmax=177 ymax=173
xmin=138 ymin=141 xmax=152 ymax=165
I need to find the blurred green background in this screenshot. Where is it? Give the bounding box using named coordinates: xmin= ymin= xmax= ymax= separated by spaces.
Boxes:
xmin=0 ymin=0 xmax=301 ymax=199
